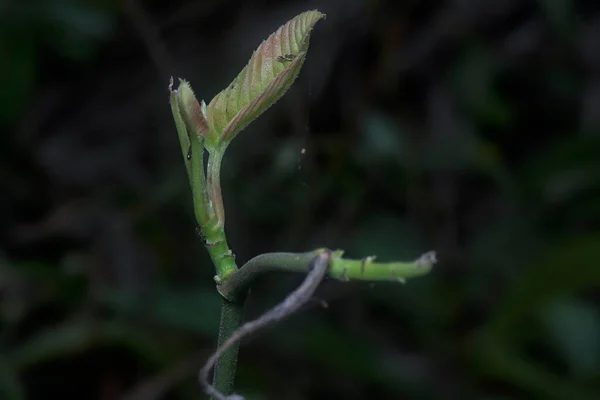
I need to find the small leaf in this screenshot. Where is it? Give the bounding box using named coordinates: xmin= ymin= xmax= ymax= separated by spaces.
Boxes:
xmin=169 ymin=78 xmax=191 ymax=172
xmin=177 ymin=79 xmax=208 ymax=139
xmin=205 ymin=10 xmax=325 ymax=148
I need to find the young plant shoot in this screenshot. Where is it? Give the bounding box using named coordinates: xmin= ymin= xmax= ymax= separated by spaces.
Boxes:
xmin=169 ymin=10 xmax=436 ymax=400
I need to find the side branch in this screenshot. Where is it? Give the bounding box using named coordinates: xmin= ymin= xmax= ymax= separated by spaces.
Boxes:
xmin=218 ymin=249 xmax=437 ymax=302
xmin=200 ymin=251 xmax=331 ymax=400
xmin=217 ymin=249 xmax=325 ymax=301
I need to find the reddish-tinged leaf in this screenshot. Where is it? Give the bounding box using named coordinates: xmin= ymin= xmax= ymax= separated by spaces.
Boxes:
xmin=205 ymin=10 xmax=325 ymax=148
xmin=177 ymin=79 xmax=208 ymax=139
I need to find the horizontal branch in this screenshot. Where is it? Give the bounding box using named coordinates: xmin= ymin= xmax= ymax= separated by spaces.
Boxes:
xmin=217 ymin=249 xmax=436 ymax=302
xmin=202 ymin=251 xmax=331 ymax=400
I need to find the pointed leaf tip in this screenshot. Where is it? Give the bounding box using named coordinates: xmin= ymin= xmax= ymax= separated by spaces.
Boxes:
xmin=177 ymin=79 xmax=208 ymax=139
xmin=205 ymin=10 xmax=325 ymax=148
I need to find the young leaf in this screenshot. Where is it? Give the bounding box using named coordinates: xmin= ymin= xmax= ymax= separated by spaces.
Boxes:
xmin=205 ymin=10 xmax=325 ymax=149
xmin=177 ymin=79 xmax=208 ymax=140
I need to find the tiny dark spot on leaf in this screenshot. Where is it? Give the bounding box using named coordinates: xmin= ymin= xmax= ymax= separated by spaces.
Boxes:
xmin=277 ymin=54 xmax=296 ymax=62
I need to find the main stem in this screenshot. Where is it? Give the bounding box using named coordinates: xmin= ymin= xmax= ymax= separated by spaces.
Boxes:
xmin=206 ymin=146 xmax=244 ymax=398
xmin=211 ymin=296 xmax=246 ymax=399
xmin=169 ymin=81 xmax=246 ymax=398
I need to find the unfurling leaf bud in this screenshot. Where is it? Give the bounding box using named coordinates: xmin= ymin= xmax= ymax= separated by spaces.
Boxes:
xmin=205 ymin=10 xmax=325 ymax=149
xmin=177 ymin=79 xmax=209 ymax=140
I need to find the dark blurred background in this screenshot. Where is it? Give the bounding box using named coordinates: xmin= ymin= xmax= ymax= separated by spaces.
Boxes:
xmin=2 ymin=0 xmax=600 ymax=399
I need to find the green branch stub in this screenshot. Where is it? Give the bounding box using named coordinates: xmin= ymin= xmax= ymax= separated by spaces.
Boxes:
xmin=216 ymin=249 xmax=436 ymax=302
xmin=328 ymin=250 xmax=436 ymax=283
xmin=202 ymin=218 xmax=237 ymax=284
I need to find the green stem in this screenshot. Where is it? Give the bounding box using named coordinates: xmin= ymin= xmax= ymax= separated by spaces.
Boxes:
xmin=203 ymin=148 xmax=236 ymax=282
xmin=190 ymin=134 xmax=209 ymax=226
xmin=203 ymin=252 xmax=330 ymax=400
xmin=169 ymin=79 xmax=243 ymax=397
xmin=207 ymin=149 xmax=226 ymax=226
xmin=203 ymin=218 xmax=237 ymax=283
xmin=211 ymin=296 xmax=246 ymax=399
xmin=170 ymin=79 xmax=210 ymax=227
xmin=328 ymin=250 xmax=436 ymax=282
xmin=170 ymin=83 xmax=236 ymax=282
xmin=217 ymin=250 xmax=324 ymax=301
xmin=218 ymin=249 xmax=436 ymax=302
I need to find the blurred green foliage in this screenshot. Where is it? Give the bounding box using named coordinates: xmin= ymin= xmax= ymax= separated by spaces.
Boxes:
xmin=1 ymin=0 xmax=600 ymax=399
xmin=0 ymin=0 xmax=116 ymax=126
